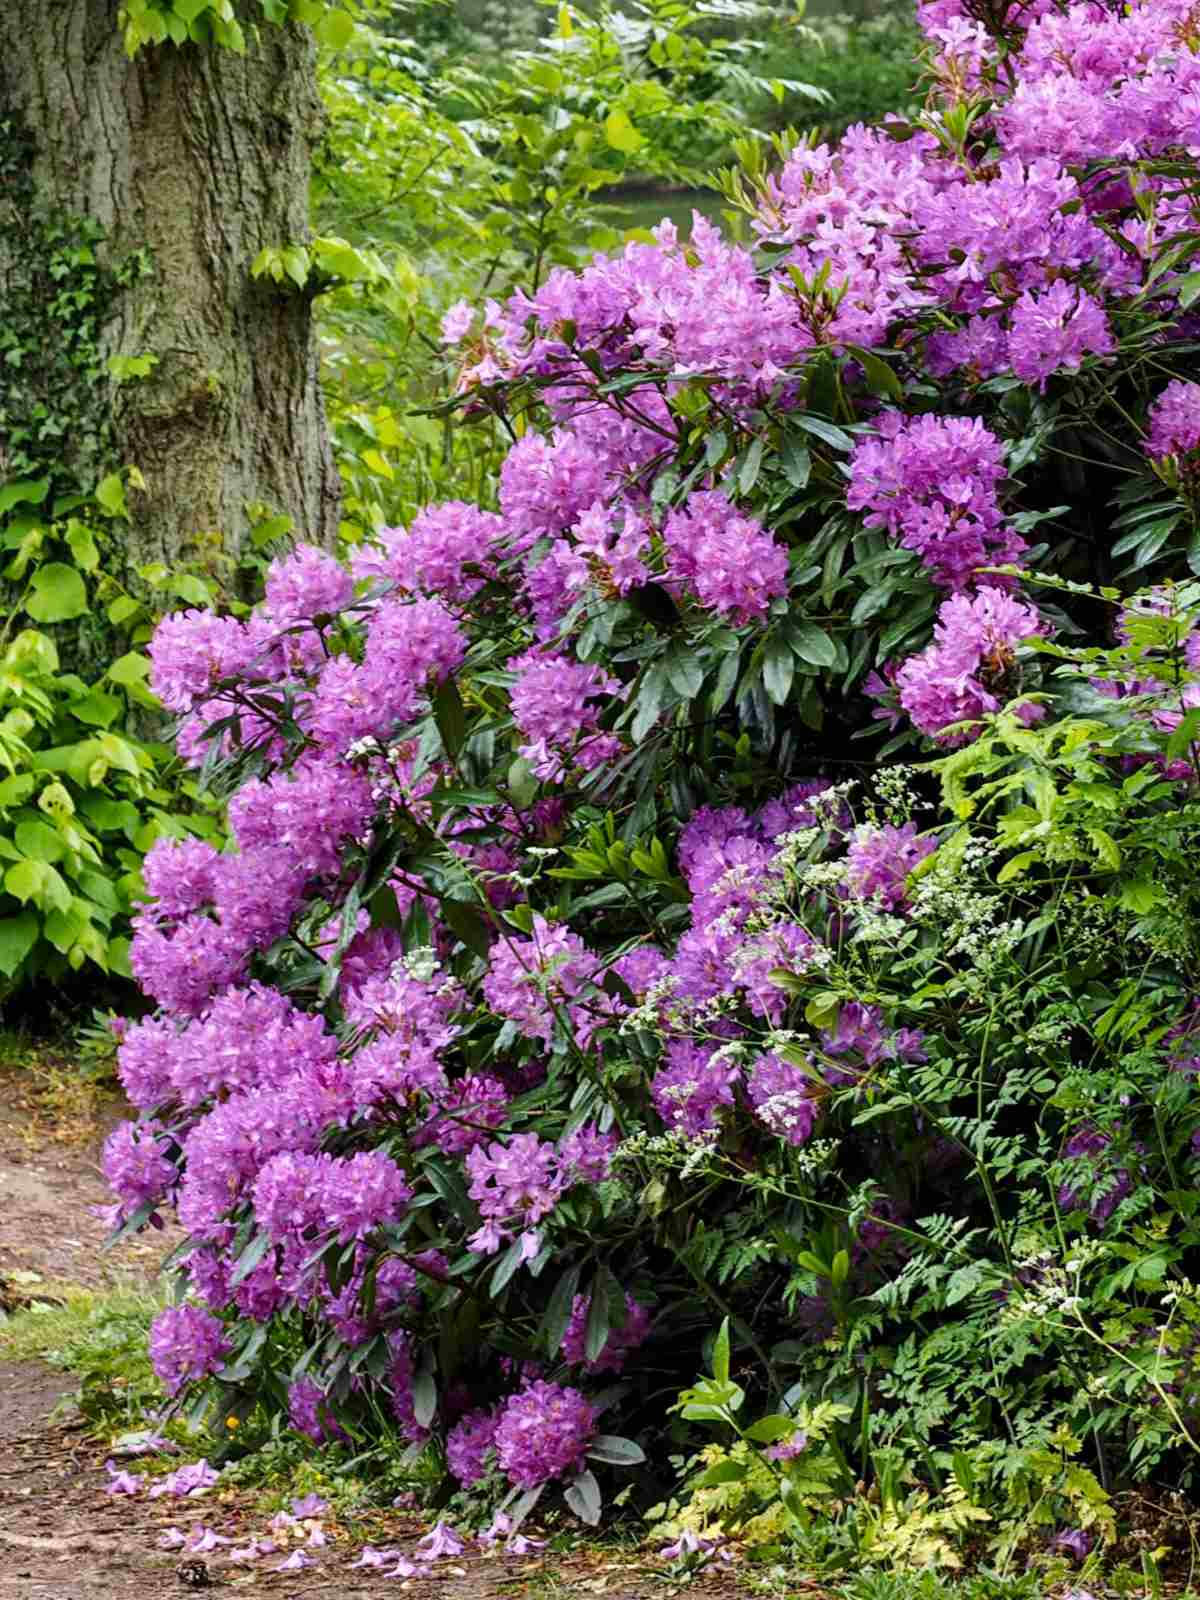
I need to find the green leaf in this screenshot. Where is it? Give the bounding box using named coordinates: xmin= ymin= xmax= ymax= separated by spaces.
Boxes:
xmin=712 ymin=1316 xmax=731 ymax=1384
xmin=490 ymin=1238 xmax=527 ymax=1296
xmin=107 ymin=595 xmax=141 ymax=626
xmin=106 ymin=651 xmax=152 ymax=686
xmin=786 ymin=621 xmax=837 ymax=668
xmin=172 ymin=575 xmax=212 ymax=606
xmin=5 ymin=860 xmax=46 ymax=903
xmin=26 ymin=564 xmax=88 ymax=623
xmin=70 ymin=688 xmax=122 ymax=730
xmin=95 ymin=473 xmax=129 ymax=518
xmin=763 ymin=637 xmax=795 ymax=705
xmin=66 ymin=520 xmax=100 ymax=571
xmin=434 ymin=678 xmax=467 ymax=760
xmin=316 ymin=6 xmax=355 ymax=48
xmin=0 ymin=478 xmax=49 ymax=515
xmin=230 ymin=1229 xmax=274 ymax=1287
xmin=631 ymin=660 xmax=669 ymax=743
xmin=995 ymin=851 xmax=1038 ymax=884
xmin=0 ymin=911 xmax=39 ymax=977
xmin=586 ymin=1434 xmax=646 ymax=1466
xmin=780 ymin=437 xmax=811 ymax=490
xmin=694 ymin=1458 xmax=748 ymax=1488
xmin=603 ymin=108 xmax=642 ymax=154
xmin=739 ymin=436 xmax=765 ymax=496
xmin=14 ymin=818 xmax=65 ymax=863
xmin=564 ymin=1468 xmax=602 ymax=1527
xmin=539 ymin=1262 xmax=583 ymax=1357
xmin=441 ymin=898 xmax=492 ymax=959
xmin=507 ymin=756 xmax=538 ymax=811
xmin=847 ymin=345 xmax=903 ymax=400
xmin=665 ymin=649 xmax=703 ymax=701
xmin=585 ymin=1270 xmax=613 ymax=1364
xmin=744 ymin=1414 xmax=797 ymax=1444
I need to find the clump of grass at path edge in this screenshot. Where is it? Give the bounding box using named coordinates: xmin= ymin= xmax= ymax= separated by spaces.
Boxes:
xmin=0 ymin=1281 xmax=164 ymax=1427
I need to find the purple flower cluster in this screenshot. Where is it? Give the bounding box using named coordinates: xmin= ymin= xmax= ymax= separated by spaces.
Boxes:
xmin=847 ymin=415 xmax=1025 ymax=591
xmin=843 ymin=823 xmax=937 ymax=910
xmin=1057 ymin=1126 xmax=1134 ymax=1224
xmin=891 ymin=586 xmax=1047 ymax=745
xmin=287 ymin=1377 xmax=349 ymax=1444
xmin=102 ymin=1120 xmax=177 ymax=1223
xmin=662 ymin=492 xmax=790 ymax=625
xmin=149 ymin=1306 xmax=229 ymax=1395
xmin=507 ymin=651 xmax=622 ymax=780
xmin=1146 ymin=380 xmax=1200 ymax=461
xmin=746 ymin=1054 xmax=820 ymax=1147
xmin=464 ymin=1133 xmax=565 ymax=1254
xmin=492 ymin=1381 xmax=597 ymax=1489
xmin=445 ymin=1408 xmax=500 ymax=1487
xmin=252 ymin=1149 xmax=413 ymax=1248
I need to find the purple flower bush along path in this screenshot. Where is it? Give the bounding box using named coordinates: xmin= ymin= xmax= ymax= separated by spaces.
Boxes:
xmin=103 ymin=0 xmax=1200 ymax=1546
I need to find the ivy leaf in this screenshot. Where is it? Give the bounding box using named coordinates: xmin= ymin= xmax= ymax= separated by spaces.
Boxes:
xmin=94 ymin=474 xmax=129 ymax=518
xmin=26 ymin=564 xmax=88 ymax=622
xmin=14 ymin=819 xmax=65 ymax=864
xmin=65 ymin=520 xmax=100 ymax=572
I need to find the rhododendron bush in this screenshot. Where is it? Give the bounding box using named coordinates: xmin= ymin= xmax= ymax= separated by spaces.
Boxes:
xmin=104 ymin=0 xmax=1200 ymax=1525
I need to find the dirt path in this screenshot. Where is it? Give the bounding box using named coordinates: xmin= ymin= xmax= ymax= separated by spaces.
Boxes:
xmin=0 ymin=1064 xmax=755 ymax=1600
xmin=0 ymin=1062 xmax=180 ymax=1293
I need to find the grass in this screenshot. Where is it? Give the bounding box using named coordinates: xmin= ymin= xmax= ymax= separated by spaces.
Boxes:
xmin=0 ymin=1281 xmax=165 ymax=1429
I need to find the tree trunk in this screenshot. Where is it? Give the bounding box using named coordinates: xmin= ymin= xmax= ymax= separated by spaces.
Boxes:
xmin=0 ymin=2 xmax=339 ymax=579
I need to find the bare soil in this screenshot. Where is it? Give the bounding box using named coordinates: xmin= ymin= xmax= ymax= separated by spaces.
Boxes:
xmin=0 ymin=1064 xmax=758 ymax=1600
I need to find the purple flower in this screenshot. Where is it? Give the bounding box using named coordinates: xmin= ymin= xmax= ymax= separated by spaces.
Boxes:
xmin=147 ymin=1458 xmax=220 ymax=1498
xmin=103 ymin=1462 xmax=144 ymax=1496
xmin=507 ymin=651 xmax=623 ymax=781
xmin=892 ymin=586 xmax=1047 ymax=746
xmin=1146 ymin=379 xmax=1200 ymax=460
xmin=350 ymin=1547 xmax=400 ymax=1568
xmin=747 ymin=1054 xmax=820 ymax=1146
xmin=843 ymin=823 xmax=937 ymax=911
xmin=662 ymin=491 xmax=790 ymax=625
xmin=465 ymin=1133 xmax=565 ymax=1253
xmin=650 ymin=1041 xmax=740 ymax=1139
xmin=493 ymin=1381 xmax=597 ymax=1489
xmin=558 ymin=1122 xmax=620 ymax=1184
xmin=287 ymin=1377 xmax=348 ymax=1444
xmin=414 ymin=1522 xmax=465 ymax=1561
xmin=847 ymin=414 xmax=1025 ymax=591
xmin=446 ymin=1408 xmax=500 ymax=1488
xmin=561 ymin=1293 xmax=652 ymax=1373
xmin=101 ymin=1120 xmax=177 ymax=1222
xmin=1052 ymin=1528 xmax=1095 ymax=1561
xmin=1057 ymin=1126 xmax=1134 ymax=1224
xmin=277 ymin=1550 xmax=315 ymax=1571
xmin=1008 ymin=281 xmax=1114 ymax=389
xmin=148 ymin=1309 xmax=229 ymax=1397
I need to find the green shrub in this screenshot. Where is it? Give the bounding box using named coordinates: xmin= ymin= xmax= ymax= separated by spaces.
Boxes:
xmin=745 ymin=7 xmax=921 ymax=145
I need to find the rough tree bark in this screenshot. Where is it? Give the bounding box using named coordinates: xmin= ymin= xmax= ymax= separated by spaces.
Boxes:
xmin=0 ymin=1 xmax=339 ymax=573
